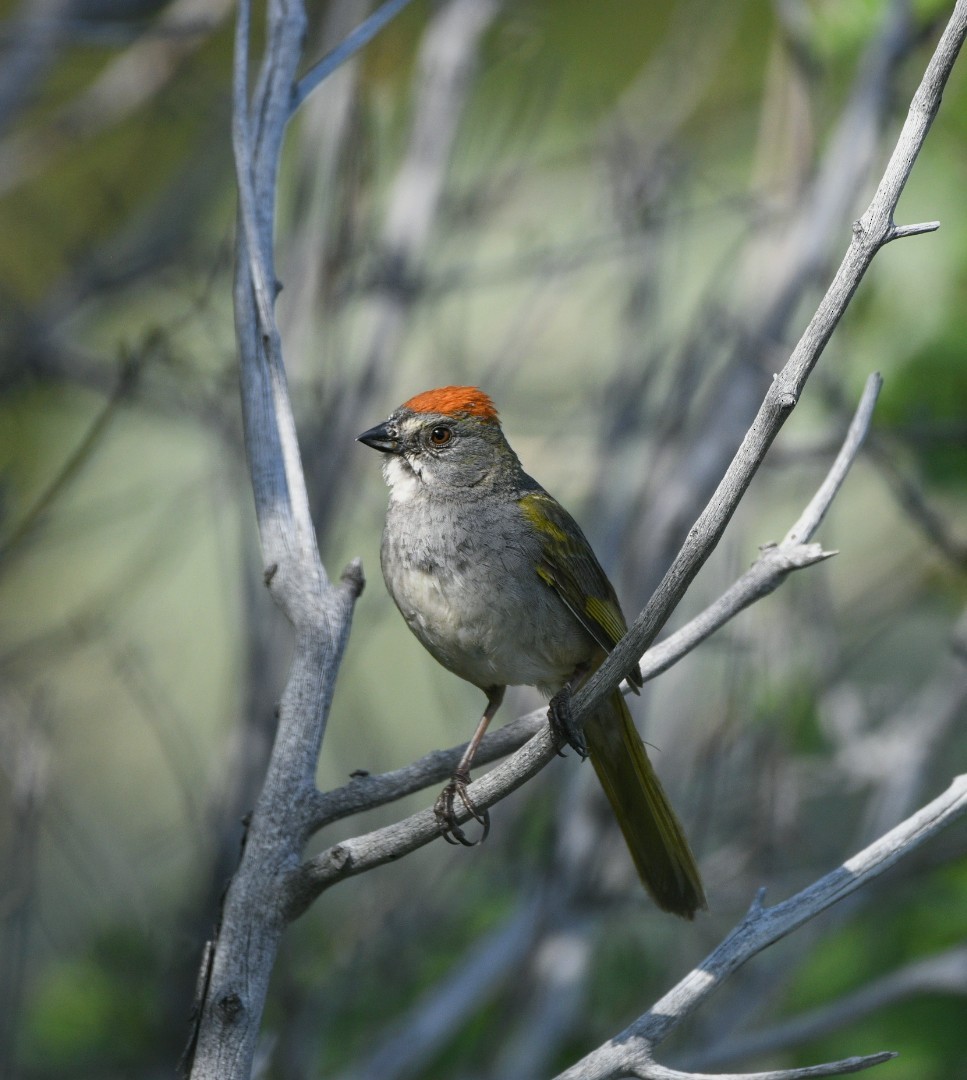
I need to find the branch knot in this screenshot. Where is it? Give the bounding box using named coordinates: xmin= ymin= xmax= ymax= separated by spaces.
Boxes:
xmin=215 ymin=991 xmax=245 ymax=1025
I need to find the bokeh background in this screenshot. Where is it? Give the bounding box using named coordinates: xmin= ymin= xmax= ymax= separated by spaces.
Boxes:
xmin=1 ymin=1 xmax=966 ymax=1077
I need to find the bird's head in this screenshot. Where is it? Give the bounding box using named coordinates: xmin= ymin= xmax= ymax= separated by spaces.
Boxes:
xmin=358 ymin=386 xmax=520 ymax=497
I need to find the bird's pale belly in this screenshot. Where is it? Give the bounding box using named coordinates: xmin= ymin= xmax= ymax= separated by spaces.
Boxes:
xmin=384 ymin=557 xmax=588 ymax=693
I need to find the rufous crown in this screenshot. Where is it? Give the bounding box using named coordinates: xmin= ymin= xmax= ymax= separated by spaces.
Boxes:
xmin=402 ymin=386 xmax=499 ymax=423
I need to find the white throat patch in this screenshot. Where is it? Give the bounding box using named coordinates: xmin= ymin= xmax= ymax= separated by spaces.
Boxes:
xmin=383 ymin=454 xmax=425 ymax=503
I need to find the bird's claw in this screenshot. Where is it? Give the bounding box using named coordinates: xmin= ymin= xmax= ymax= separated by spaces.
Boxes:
xmin=548 ymin=687 xmax=588 ymax=759
xmin=434 ymin=771 xmax=490 ymax=846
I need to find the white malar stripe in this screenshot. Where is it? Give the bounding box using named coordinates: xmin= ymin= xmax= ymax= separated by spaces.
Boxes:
xmin=383 ymin=455 xmax=424 ymax=503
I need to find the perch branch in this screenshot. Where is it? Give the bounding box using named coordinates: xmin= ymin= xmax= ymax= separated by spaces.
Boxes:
xmin=686 ymin=944 xmax=967 ymax=1071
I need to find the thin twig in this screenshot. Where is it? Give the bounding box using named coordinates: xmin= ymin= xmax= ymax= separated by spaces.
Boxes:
xmin=783 ymin=373 xmax=882 ymax=543
xmin=646 ymin=1054 xmax=896 ymax=1079
xmin=291 ymin=0 xmax=419 ymax=114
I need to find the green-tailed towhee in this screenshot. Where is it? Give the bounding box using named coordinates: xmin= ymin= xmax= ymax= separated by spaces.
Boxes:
xmin=358 ymin=386 xmax=706 ymax=918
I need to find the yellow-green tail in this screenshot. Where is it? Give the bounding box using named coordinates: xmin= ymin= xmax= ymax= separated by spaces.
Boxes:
xmin=585 ymin=691 xmax=706 ymax=918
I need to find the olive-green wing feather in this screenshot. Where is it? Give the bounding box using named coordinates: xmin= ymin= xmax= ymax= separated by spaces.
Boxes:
xmin=519 ymin=490 xmax=641 ymax=686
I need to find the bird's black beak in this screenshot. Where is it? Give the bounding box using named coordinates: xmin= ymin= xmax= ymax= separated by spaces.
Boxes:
xmin=357 ymin=421 xmax=400 ymax=454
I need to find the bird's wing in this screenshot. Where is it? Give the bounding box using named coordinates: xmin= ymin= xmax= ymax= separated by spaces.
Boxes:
xmin=518 ymin=490 xmax=640 ymax=685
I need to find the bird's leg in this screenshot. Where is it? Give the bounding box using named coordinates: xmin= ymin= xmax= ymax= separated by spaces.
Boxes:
xmin=435 ymin=686 xmax=504 ymax=847
xmin=548 ymin=663 xmax=592 ymax=759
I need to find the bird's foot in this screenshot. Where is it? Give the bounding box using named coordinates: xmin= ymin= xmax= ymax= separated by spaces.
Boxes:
xmin=434 ymin=769 xmax=490 ymax=847
xmin=548 ymin=686 xmax=588 ymax=759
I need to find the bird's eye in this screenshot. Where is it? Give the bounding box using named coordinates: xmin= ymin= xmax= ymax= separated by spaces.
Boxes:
xmin=428 ymin=425 xmax=452 ymax=447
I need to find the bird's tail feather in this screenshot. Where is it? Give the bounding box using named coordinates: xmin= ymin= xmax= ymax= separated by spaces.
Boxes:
xmin=584 ymin=691 xmax=706 ymax=918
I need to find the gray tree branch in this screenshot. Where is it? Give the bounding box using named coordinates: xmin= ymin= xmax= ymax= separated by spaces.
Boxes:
xmin=685 ymin=944 xmax=967 ymax=1071
xmin=291 ymin=0 xmax=419 ymax=114
xmin=184 ymin=0 xmax=368 ymax=1074
xmin=551 ymin=774 xmax=967 ymax=1080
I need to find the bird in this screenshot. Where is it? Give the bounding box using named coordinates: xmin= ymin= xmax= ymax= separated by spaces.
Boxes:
xmin=358 ymin=386 xmax=706 ymax=918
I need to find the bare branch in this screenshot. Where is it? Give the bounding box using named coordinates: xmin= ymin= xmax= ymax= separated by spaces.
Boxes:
xmin=232 ymin=0 xmax=323 ymax=594
xmin=308 ymin=710 xmax=545 ymax=830
xmin=887 ymin=219 xmax=940 ymax=240
xmin=185 ymin=0 xmax=374 ymax=1074
xmin=646 ymin=1053 xmax=896 ymax=1079
xmin=291 ymin=0 xmax=420 ymax=115
xmin=688 ymin=945 xmax=967 ymax=1070
xmin=551 ymin=775 xmax=967 ymax=1080
xmin=783 ymin=371 xmax=882 ymax=543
